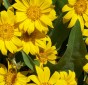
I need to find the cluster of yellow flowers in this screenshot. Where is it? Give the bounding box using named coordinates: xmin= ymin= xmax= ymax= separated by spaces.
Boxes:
xmin=2 ymin=0 xmax=88 ymax=84
xmin=0 ymin=61 xmax=77 ymax=85
xmin=0 ymin=0 xmax=58 ymax=65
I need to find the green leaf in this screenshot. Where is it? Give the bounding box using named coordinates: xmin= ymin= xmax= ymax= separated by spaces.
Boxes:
xmin=34 ymin=60 xmax=40 ymax=66
xmin=56 ymin=0 xmax=68 ymax=9
xmin=22 ymin=51 xmax=35 ymax=71
xmin=49 ymin=13 xmax=70 ymax=49
xmin=3 ymin=0 xmax=10 ymax=9
xmin=48 ymin=20 xmax=87 ymax=78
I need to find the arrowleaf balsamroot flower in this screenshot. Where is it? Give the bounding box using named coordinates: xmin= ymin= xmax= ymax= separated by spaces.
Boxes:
xmin=13 ymin=0 xmax=56 ymax=34
xmin=0 ymin=10 xmax=22 ymax=55
xmin=62 ymin=0 xmax=88 ymax=31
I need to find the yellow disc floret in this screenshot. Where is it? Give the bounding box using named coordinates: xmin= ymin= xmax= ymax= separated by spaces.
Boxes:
xmin=74 ymin=0 xmax=87 ymax=15
xmin=0 ymin=24 xmax=14 ymax=40
xmin=5 ymin=69 xmax=16 ymax=85
xmin=27 ymin=6 xmax=41 ymax=21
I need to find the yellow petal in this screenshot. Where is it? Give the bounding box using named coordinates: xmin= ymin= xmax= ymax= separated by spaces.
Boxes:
xmin=11 ymin=37 xmax=22 ymax=47
xmin=5 ymin=41 xmax=14 ymax=53
xmin=68 ymin=0 xmax=76 ymax=6
xmin=85 ymin=22 xmax=88 ymax=28
xmin=23 ymin=42 xmax=30 ymax=54
xmin=35 ymin=39 xmax=46 ymax=49
xmin=29 ymin=75 xmax=40 ymax=84
xmin=0 ymin=64 xmax=7 ymax=74
xmin=21 ymin=0 xmax=29 ymax=7
xmin=5 ymin=41 xmax=13 ymax=53
xmin=85 ymin=38 xmax=88 ymax=45
xmin=78 ymin=15 xmax=84 ymax=31
xmin=85 ymin=54 xmax=88 ymax=60
xmin=82 ymin=29 xmax=88 ymax=36
xmin=40 ymin=15 xmax=53 ymax=28
xmin=40 ymin=0 xmax=52 ymax=10
xmin=19 ymin=21 xmax=25 ymax=30
xmin=49 ymin=71 xmax=60 ymax=84
xmin=68 ymin=14 xmax=78 ymax=28
xmin=44 ymin=67 xmax=50 ymax=82
xmin=83 ymin=63 xmax=88 ymax=72
xmin=29 ymin=42 xmax=39 ymax=55
xmin=27 ymin=21 xmax=35 ymax=34
xmin=23 ymin=19 xmax=31 ymax=32
xmin=7 ymin=10 xmax=15 ymax=24
xmin=62 ymin=5 xmax=73 ymax=12
xmin=48 ymin=9 xmax=57 ymax=21
xmin=35 ymin=66 xmax=44 ymax=83
xmin=16 ymin=12 xmax=27 ymax=22
xmin=13 ymin=1 xmax=27 ymax=11
xmin=35 ymin=20 xmax=43 ymax=32
xmin=34 ymin=0 xmax=44 ymax=6
xmin=1 ymin=41 xmax=7 ymax=55
xmin=83 ymin=14 xmax=88 ymax=22
xmin=63 ymin=10 xmax=74 ymax=20
xmin=0 ymin=75 xmax=4 ymax=82
xmin=1 ymin=11 xmax=9 ymax=24
xmin=41 ymin=8 xmax=51 ymax=13
xmin=0 ymin=81 xmax=5 ymax=85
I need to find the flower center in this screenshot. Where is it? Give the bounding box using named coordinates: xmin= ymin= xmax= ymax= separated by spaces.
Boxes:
xmin=74 ymin=0 xmax=87 ymax=15
xmin=26 ymin=6 xmax=41 ymax=21
xmin=5 ymin=69 xmax=17 ymax=85
xmin=21 ymin=32 xmax=36 ymax=42
xmin=0 ymin=24 xmax=14 ymax=40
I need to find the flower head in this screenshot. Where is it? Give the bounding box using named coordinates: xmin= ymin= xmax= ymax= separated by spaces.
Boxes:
xmin=0 ymin=61 xmax=29 ymax=85
xmin=56 ymin=70 xmax=77 ymax=85
xmin=13 ymin=0 xmax=56 ymax=34
xmin=62 ymin=0 xmax=88 ymax=31
xmin=28 ymin=66 xmax=60 ymax=85
xmin=21 ymin=29 xmax=46 ymax=55
xmin=0 ymin=10 xmax=22 ymax=55
xmin=36 ymin=37 xmax=57 ymax=65
xmin=28 ymin=66 xmax=77 ymax=85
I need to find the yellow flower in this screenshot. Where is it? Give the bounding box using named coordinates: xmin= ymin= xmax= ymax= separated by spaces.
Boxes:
xmin=85 ymin=54 xmax=88 ymax=60
xmin=13 ymin=0 xmax=56 ymax=34
xmin=36 ymin=37 xmax=57 ymax=65
xmin=83 ymin=63 xmax=88 ymax=73
xmin=0 ymin=10 xmax=22 ymax=55
xmin=56 ymin=70 xmax=77 ymax=85
xmin=62 ymin=0 xmax=88 ymax=31
xmin=28 ymin=66 xmax=60 ymax=85
xmin=21 ymin=29 xmax=46 ymax=55
xmin=82 ymin=29 xmax=88 ymax=45
xmin=0 ymin=62 xmax=29 ymax=85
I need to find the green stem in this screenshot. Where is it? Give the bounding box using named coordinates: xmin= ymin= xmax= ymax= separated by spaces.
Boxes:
xmin=3 ymin=0 xmax=11 ymax=9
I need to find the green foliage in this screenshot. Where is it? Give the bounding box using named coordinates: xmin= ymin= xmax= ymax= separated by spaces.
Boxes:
xmin=50 ymin=14 xmax=70 ymax=49
xmin=47 ymin=21 xmax=87 ymax=78
xmin=3 ymin=0 xmax=10 ymax=9
xmin=22 ymin=51 xmax=35 ymax=71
